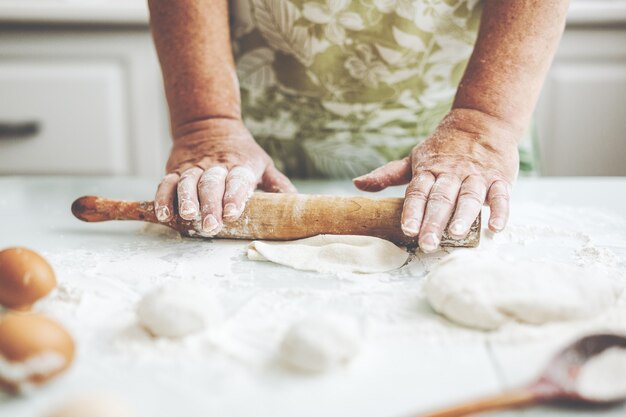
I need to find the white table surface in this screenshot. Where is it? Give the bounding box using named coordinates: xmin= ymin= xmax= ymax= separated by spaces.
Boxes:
xmin=0 ymin=176 xmax=625 ymax=417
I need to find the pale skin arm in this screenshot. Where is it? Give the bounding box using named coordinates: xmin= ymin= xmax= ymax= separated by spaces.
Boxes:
xmin=148 ymin=0 xmax=295 ymax=235
xmin=354 ymin=0 xmax=570 ymax=252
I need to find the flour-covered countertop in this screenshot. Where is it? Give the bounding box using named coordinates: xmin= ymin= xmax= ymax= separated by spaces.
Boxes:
xmin=0 ymin=0 xmax=625 ymax=25
xmin=0 ymin=176 xmax=625 ymax=417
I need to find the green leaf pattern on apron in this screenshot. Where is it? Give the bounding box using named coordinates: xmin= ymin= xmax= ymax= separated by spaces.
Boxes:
xmin=231 ymin=0 xmax=537 ymax=178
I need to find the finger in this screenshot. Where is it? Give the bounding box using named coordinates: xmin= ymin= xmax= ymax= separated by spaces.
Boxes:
xmin=400 ymin=172 xmax=436 ymax=237
xmin=197 ymin=166 xmax=228 ymax=235
xmin=486 ymin=180 xmax=511 ymax=232
xmin=223 ymin=166 xmax=258 ymax=221
xmin=448 ymin=176 xmax=487 ymax=239
xmin=353 ymin=158 xmax=412 ymax=192
xmin=154 ymin=173 xmax=179 ymax=222
xmin=177 ymin=167 xmax=203 ymax=220
xmin=418 ymin=174 xmax=462 ymax=253
xmin=260 ymin=165 xmax=297 ymax=193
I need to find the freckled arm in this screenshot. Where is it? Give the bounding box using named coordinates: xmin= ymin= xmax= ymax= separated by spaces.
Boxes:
xmin=148 ymin=0 xmax=241 ymax=136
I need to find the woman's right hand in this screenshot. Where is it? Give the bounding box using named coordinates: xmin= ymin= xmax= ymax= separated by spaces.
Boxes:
xmin=154 ymin=118 xmax=296 ymax=235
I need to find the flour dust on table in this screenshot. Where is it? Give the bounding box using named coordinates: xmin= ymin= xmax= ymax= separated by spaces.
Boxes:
xmin=247 ymin=234 xmax=410 ymax=274
xmin=424 ymin=251 xmax=619 ymax=330
xmin=15 ymin=201 xmax=626 ymax=417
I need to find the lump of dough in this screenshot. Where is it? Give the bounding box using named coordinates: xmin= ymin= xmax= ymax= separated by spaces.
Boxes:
xmin=47 ymin=393 xmax=137 ymax=417
xmin=280 ymin=314 xmax=362 ymax=373
xmin=137 ymin=283 xmax=221 ymax=338
xmin=423 ymin=251 xmax=618 ymax=331
xmin=247 ymin=235 xmax=409 ymax=273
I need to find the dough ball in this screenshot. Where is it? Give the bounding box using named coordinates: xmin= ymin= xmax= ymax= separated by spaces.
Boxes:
xmin=576 ymin=347 xmax=626 ymax=401
xmin=280 ymin=314 xmax=362 ymax=372
xmin=423 ymin=251 xmax=617 ymax=331
xmin=47 ymin=393 xmax=137 ymax=417
xmin=0 ymin=247 xmax=56 ymax=310
xmin=248 ymin=235 xmax=409 ymax=273
xmin=0 ymin=312 xmax=75 ymax=393
xmin=137 ymin=283 xmax=221 ymax=338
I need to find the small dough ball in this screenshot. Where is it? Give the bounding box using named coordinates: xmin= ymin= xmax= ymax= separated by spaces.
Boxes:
xmin=423 ymin=251 xmax=617 ymax=330
xmin=280 ymin=314 xmax=362 ymax=373
xmin=0 ymin=312 xmax=75 ymax=392
xmin=137 ymin=283 xmax=222 ymax=338
xmin=0 ymin=247 xmax=56 ymax=310
xmin=48 ymin=393 xmax=137 ymax=417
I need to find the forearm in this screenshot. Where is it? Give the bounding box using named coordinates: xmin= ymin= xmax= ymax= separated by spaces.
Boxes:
xmin=148 ymin=0 xmax=240 ymax=136
xmin=453 ymin=0 xmax=569 ymax=134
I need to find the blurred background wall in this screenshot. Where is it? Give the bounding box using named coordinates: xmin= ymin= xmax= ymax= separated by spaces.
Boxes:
xmin=0 ymin=0 xmax=625 ymax=177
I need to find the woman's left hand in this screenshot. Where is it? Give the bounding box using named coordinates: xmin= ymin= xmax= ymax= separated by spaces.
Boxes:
xmin=353 ymin=108 xmax=521 ymax=253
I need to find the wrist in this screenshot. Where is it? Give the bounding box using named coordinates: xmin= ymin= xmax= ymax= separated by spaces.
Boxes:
xmin=445 ymin=108 xmax=524 ymax=144
xmin=172 ymin=116 xmax=245 ymax=141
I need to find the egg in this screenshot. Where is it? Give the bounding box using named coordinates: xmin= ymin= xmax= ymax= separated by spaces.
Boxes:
xmin=0 ymin=247 xmax=56 ymax=310
xmin=0 ymin=312 xmax=75 ymax=393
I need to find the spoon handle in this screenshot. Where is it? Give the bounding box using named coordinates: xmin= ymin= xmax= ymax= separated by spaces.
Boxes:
xmin=418 ymin=389 xmax=537 ymax=417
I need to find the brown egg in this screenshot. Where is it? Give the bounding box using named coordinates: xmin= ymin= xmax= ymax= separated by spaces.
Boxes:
xmin=0 ymin=247 xmax=57 ymax=310
xmin=0 ymin=312 xmax=75 ymax=393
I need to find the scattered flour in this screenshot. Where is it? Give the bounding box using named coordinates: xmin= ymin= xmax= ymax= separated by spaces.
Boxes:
xmin=27 ymin=202 xmax=626 ymax=416
xmin=577 ymin=347 xmax=626 ymax=401
xmin=0 ymin=352 xmax=67 ymax=393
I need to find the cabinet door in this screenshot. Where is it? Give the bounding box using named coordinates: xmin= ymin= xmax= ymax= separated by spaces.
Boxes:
xmin=536 ymin=29 xmax=626 ymax=176
xmin=0 ymin=61 xmax=128 ymax=175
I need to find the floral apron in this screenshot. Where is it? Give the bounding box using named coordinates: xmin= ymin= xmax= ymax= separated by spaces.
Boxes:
xmin=230 ymin=0 xmax=537 ymax=178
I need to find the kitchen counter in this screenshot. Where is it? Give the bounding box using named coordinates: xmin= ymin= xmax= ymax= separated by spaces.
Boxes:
xmin=0 ymin=176 xmax=625 ymax=417
xmin=0 ymin=0 xmax=625 ymax=26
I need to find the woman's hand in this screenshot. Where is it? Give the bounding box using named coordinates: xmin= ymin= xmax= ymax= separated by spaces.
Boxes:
xmin=154 ymin=118 xmax=296 ymax=235
xmin=353 ymin=109 xmax=520 ymax=252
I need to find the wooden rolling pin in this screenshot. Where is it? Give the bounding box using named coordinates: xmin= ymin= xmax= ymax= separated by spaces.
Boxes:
xmin=71 ymin=194 xmax=480 ymax=248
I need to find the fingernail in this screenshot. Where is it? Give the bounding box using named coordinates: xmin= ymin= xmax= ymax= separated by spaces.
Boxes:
xmin=420 ymin=233 xmax=440 ymax=253
xmin=450 ymin=220 xmax=466 ymax=236
xmin=156 ymin=205 xmax=170 ymax=222
xmin=223 ymin=203 xmax=239 ymax=219
xmin=179 ymin=200 xmax=197 ymax=218
xmin=490 ymin=218 xmax=505 ymax=231
xmin=402 ymin=220 xmax=420 ymax=235
xmin=202 ymin=214 xmax=220 ymax=234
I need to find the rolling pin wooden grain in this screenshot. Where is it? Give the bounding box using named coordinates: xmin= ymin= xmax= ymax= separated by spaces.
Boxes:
xmin=71 ymin=194 xmax=480 ymax=248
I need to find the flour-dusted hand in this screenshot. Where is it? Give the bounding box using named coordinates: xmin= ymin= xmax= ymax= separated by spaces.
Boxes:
xmin=354 ymin=109 xmax=520 ymax=252
xmin=154 ymin=118 xmax=295 ymax=235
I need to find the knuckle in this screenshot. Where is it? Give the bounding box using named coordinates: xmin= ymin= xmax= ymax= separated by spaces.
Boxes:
xmin=489 ymin=191 xmax=510 ymax=202
xmin=405 ymin=188 xmax=429 ymax=201
xmin=427 ymin=191 xmax=455 ymax=205
xmin=458 ymin=189 xmax=484 ymax=204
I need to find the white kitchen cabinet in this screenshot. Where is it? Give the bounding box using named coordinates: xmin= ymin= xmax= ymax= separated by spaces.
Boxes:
xmin=536 ymin=27 xmax=626 ymax=176
xmin=0 ymin=27 xmax=169 ymax=177
xmin=0 ymin=60 xmax=128 ymax=175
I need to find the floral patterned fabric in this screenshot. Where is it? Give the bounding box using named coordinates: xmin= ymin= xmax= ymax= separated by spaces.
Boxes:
xmin=230 ymin=0 xmax=537 ymax=178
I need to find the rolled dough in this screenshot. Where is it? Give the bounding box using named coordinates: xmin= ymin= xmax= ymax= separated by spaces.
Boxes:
xmin=247 ymin=235 xmax=409 ymax=273
xmin=280 ymin=314 xmax=362 ymax=373
xmin=423 ymin=251 xmax=618 ymax=330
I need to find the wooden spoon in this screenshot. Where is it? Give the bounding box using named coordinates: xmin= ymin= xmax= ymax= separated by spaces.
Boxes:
xmin=419 ymin=333 xmax=626 ymax=417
